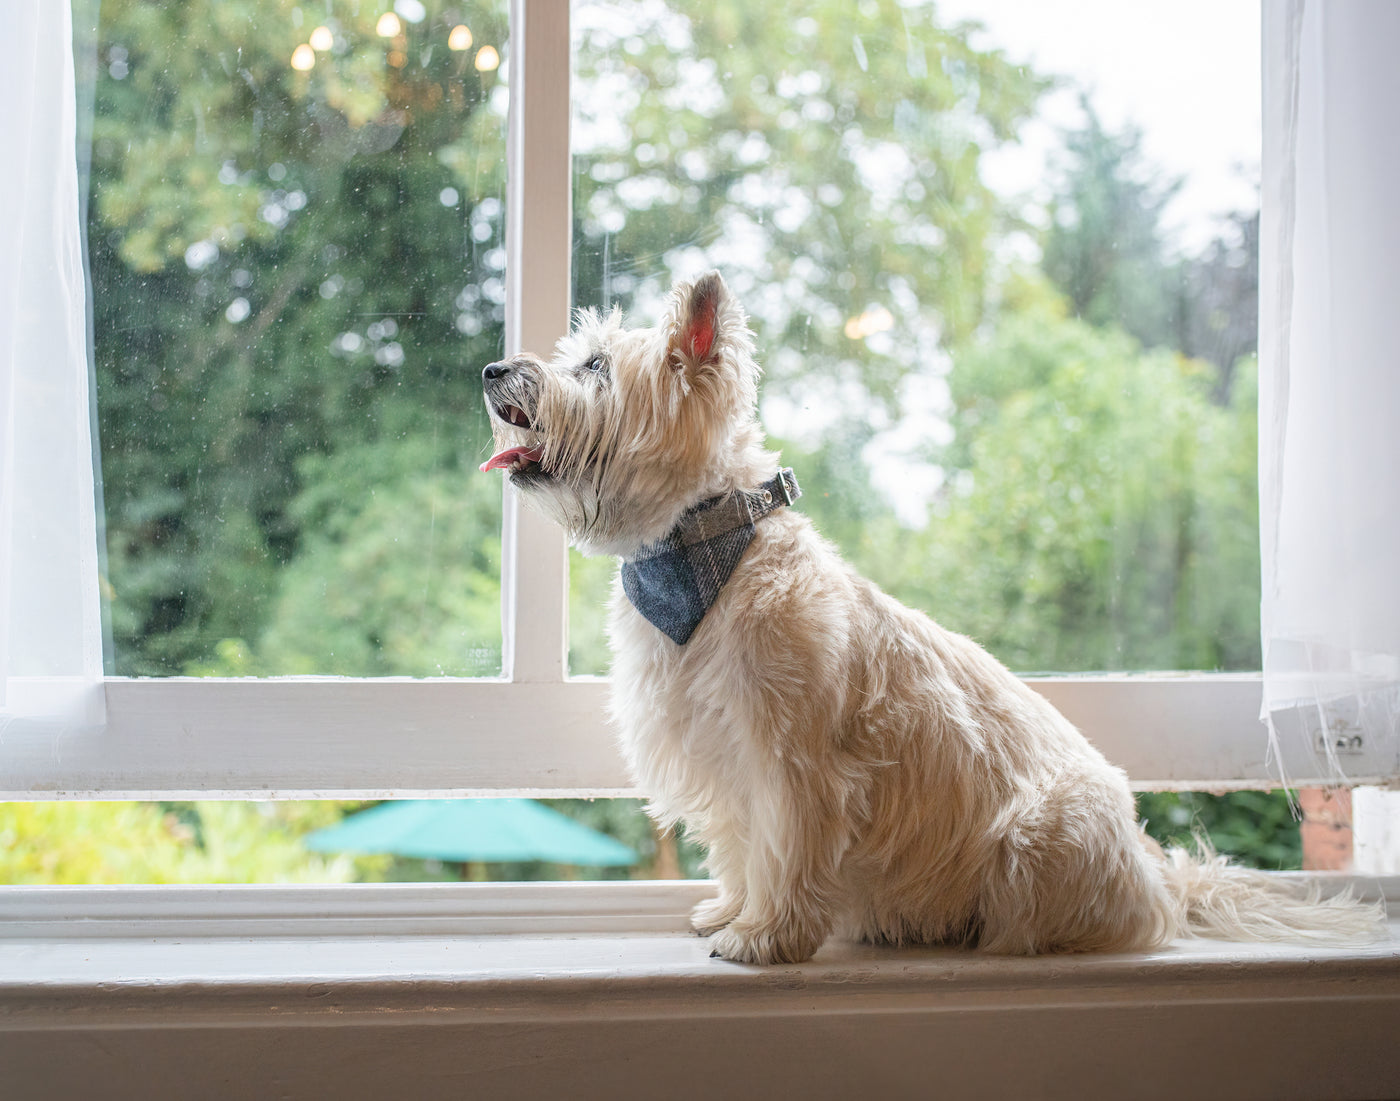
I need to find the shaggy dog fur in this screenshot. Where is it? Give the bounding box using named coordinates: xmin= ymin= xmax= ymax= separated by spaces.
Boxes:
xmin=482 ymin=271 xmax=1383 ymax=965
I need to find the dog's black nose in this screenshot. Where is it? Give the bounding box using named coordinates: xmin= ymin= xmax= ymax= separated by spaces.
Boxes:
xmin=482 ymin=361 xmax=511 ymax=382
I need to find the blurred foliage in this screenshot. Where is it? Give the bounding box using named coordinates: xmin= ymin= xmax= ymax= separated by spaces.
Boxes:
xmin=569 ymin=548 xmax=617 ymax=676
xmin=1042 ymin=98 xmax=1184 ymax=355
xmin=1042 ymin=99 xmax=1260 ymax=394
xmin=0 ymin=799 xmax=703 ymax=884
xmin=0 ymin=801 xmax=381 ymax=884
xmin=257 ymin=445 xmax=503 ymax=675
xmin=864 ymin=304 xmax=1261 ymax=672
xmin=89 ymin=0 xmax=509 ymax=675
xmin=1137 ymin=791 xmax=1302 ymax=871
xmin=48 ymin=0 xmax=1296 ymax=883
xmin=571 ymin=0 xmax=1049 ymax=411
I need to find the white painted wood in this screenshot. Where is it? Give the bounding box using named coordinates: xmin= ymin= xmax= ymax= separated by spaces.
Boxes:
xmin=1030 ymin=673 xmax=1397 ymax=789
xmin=4 ymin=916 xmax=1399 ymax=1017
xmin=0 ymin=880 xmax=719 ymax=939
xmin=0 ymin=678 xmax=629 ymax=799
xmin=500 ymin=0 xmax=572 ymax=685
xmin=6 ymin=974 xmax=1400 ymax=1101
xmin=2 ymin=882 xmax=1399 ymax=1100
xmin=2 ymin=674 xmax=1393 ymax=799
xmin=2 ymin=875 xmax=1389 ymax=941
xmin=499 ymin=494 xmax=570 ymax=683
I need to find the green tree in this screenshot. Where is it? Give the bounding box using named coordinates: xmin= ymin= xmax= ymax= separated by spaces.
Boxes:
xmin=1041 ymin=99 xmax=1184 ymax=353
xmin=566 ymin=0 xmax=1050 ymax=669
xmin=1178 ymin=208 xmax=1259 ymax=398
xmin=1042 ymin=102 xmax=1261 ymax=402
xmin=860 ymin=298 xmax=1260 ymax=673
xmin=255 ymin=437 xmax=503 ymax=676
xmin=572 ymin=0 xmax=1049 ymax=410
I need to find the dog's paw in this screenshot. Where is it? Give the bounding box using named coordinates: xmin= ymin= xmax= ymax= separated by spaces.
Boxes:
xmin=690 ymin=894 xmax=742 ymax=937
xmin=707 ymin=921 xmax=821 ymax=965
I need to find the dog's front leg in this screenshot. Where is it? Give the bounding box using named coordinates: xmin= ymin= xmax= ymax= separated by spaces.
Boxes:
xmin=706 ymin=769 xmax=847 ymax=965
xmin=690 ymin=831 xmax=747 ymax=935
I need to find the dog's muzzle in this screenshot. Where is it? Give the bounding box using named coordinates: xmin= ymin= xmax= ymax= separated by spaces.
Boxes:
xmin=481 ymin=360 xmax=545 ymax=474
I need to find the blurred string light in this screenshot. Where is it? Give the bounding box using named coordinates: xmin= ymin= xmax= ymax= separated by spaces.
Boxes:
xmin=844 ymin=306 xmax=895 ymax=341
xmin=295 ymin=11 xmax=494 ymax=73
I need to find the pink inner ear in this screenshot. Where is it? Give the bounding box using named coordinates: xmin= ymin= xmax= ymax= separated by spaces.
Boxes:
xmin=688 ymin=317 xmax=715 ymax=361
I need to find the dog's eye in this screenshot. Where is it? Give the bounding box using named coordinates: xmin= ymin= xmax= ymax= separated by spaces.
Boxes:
xmin=585 ymin=354 xmax=607 ymax=375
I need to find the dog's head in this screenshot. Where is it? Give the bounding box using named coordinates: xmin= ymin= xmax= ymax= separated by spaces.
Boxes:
xmin=480 ymin=271 xmax=775 ymax=556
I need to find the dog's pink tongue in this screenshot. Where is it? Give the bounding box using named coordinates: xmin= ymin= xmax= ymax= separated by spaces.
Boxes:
xmin=480 ymin=444 xmax=544 ymax=473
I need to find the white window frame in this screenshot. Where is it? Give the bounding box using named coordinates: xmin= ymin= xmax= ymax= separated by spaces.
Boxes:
xmin=0 ymin=0 xmax=1388 ymax=804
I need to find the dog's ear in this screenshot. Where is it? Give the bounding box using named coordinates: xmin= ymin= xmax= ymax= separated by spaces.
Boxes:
xmin=669 ymin=271 xmax=729 ymax=370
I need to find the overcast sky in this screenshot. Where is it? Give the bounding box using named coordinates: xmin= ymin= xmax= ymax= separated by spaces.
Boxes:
xmin=934 ymin=0 xmax=1261 ymax=250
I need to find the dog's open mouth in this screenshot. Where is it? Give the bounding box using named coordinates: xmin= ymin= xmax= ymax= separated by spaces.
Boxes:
xmin=495 ymin=403 xmax=532 ymax=430
xmin=480 ymin=399 xmax=546 ymax=474
xmin=481 ymin=402 xmax=545 ymax=474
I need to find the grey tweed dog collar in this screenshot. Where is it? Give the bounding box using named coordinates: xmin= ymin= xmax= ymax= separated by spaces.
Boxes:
xmin=621 ymin=469 xmax=801 ymax=645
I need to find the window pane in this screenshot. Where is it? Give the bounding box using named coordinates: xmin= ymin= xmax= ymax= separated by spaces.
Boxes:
xmin=0 ymin=792 xmax=1306 ymax=883
xmin=0 ymin=799 xmax=707 ymax=883
xmin=568 ymin=0 xmax=1260 ymax=676
xmin=86 ymin=1 xmax=508 ymax=676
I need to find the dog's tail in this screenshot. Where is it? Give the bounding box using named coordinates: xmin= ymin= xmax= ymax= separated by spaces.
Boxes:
xmin=1160 ymin=843 xmax=1388 ymax=944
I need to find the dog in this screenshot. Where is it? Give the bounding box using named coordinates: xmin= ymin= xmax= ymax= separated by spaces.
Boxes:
xmin=481 ymin=271 xmax=1383 ymax=964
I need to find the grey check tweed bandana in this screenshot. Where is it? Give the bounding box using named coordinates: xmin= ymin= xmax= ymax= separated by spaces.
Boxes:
xmin=621 ymin=469 xmax=801 ymax=645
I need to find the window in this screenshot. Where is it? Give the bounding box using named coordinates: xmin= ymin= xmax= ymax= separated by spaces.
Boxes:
xmin=93 ymin=0 xmax=511 ymax=682
xmin=4 ymin=14 xmax=1399 ymax=1098
xmin=567 ymin=0 xmax=1264 ymax=681
xmin=1 ymin=0 xmax=1388 ymax=814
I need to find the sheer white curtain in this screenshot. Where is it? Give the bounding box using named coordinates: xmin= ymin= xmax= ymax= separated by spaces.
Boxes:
xmin=0 ymin=2 xmax=105 ymax=733
xmin=1261 ymin=0 xmax=1400 ymax=781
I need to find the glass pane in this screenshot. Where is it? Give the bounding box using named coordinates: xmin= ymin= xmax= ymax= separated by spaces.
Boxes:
xmin=86 ymin=1 xmax=508 ymax=676
xmin=568 ymin=0 xmax=1260 ymax=676
xmin=0 ymin=791 xmax=1305 ymax=884
xmin=0 ymin=799 xmax=708 ymax=883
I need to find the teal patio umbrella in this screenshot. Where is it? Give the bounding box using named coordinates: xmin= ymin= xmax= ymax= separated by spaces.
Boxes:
xmin=303 ymin=798 xmax=639 ymax=867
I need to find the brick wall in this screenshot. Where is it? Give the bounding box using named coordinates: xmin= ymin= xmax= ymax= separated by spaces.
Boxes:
xmin=1299 ymin=787 xmax=1352 ymax=871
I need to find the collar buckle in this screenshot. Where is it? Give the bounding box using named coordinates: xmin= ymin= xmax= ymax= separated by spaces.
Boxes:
xmin=777 ymin=469 xmax=797 ymax=506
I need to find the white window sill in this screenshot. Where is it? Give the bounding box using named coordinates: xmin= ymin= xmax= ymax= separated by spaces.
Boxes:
xmin=3 ymin=878 xmax=1400 ymax=1100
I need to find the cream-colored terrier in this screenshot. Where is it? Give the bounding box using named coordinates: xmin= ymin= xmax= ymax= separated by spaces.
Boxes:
xmin=482 ymin=272 xmax=1381 ymax=964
